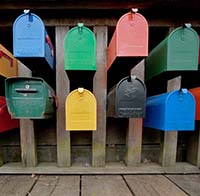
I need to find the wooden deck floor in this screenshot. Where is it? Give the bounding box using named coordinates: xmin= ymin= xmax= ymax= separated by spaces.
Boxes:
xmin=0 ymin=174 xmax=199 ymax=196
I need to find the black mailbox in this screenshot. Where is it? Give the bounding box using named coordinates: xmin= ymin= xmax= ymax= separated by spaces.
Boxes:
xmin=107 ymin=75 xmax=146 ymax=118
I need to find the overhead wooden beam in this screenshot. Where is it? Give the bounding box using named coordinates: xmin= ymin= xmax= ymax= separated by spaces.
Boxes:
xmin=0 ymin=1 xmax=155 ymax=10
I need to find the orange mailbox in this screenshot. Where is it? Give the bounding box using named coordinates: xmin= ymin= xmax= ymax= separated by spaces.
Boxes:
xmin=107 ymin=8 xmax=148 ymax=70
xmin=65 ymin=88 xmax=97 ymax=131
xmin=189 ymin=87 xmax=200 ymax=120
xmin=0 ymin=44 xmax=18 ymax=78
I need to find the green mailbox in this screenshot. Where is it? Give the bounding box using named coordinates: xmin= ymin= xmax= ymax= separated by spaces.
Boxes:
xmin=5 ymin=77 xmax=56 ymax=119
xmin=145 ymin=24 xmax=199 ymax=80
xmin=64 ymin=23 xmax=96 ymax=71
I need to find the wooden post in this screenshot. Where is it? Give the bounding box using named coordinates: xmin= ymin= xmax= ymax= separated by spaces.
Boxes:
xmin=125 ymin=60 xmax=145 ymax=166
xmin=0 ymin=144 xmax=3 ymax=166
xmin=92 ymin=26 xmax=107 ymax=167
xmin=18 ymin=61 xmax=38 ymax=167
xmin=159 ymin=76 xmax=181 ymax=167
xmin=56 ymin=26 xmax=71 ymax=167
xmin=187 ymin=124 xmax=200 ymax=167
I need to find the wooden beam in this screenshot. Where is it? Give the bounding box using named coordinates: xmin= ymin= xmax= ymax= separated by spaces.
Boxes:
xmin=187 ymin=124 xmax=200 ymax=167
xmin=159 ymin=76 xmax=181 ymax=167
xmin=18 ymin=61 xmax=37 ymax=167
xmin=92 ymin=26 xmax=107 ymax=167
xmin=124 ymin=60 xmax=145 ymax=166
xmin=0 ymin=1 xmax=155 ymax=10
xmin=55 ymin=26 xmax=71 ymax=167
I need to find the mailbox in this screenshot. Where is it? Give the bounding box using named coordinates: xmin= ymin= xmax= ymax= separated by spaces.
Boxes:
xmin=107 ymin=9 xmax=148 ymax=70
xmin=5 ymin=77 xmax=56 ymax=119
xmin=107 ymin=75 xmax=146 ymax=118
xmin=64 ymin=23 xmax=96 ymax=71
xmin=13 ymin=10 xmax=55 ymax=71
xmin=189 ymin=87 xmax=200 ymax=120
xmin=0 ymin=44 xmax=18 ymax=78
xmin=0 ymin=96 xmax=19 ymax=133
xmin=145 ymin=24 xmax=199 ymax=80
xmin=143 ymin=89 xmax=195 ymax=131
xmin=65 ymin=88 xmax=96 ymax=130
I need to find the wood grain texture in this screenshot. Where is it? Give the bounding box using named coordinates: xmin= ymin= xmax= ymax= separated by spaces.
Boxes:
xmin=0 ymin=175 xmax=37 ymax=196
xmin=187 ymin=123 xmax=200 ymax=167
xmin=166 ymin=174 xmax=200 ymax=196
xmin=50 ymin=176 xmax=80 ymax=196
xmin=92 ymin=26 xmax=108 ymax=167
xmin=18 ymin=61 xmax=38 ymax=167
xmin=82 ymin=175 xmax=132 ymax=196
xmin=125 ymin=60 xmax=145 ymax=166
xmin=56 ymin=26 xmax=71 ymax=167
xmin=159 ymin=76 xmax=181 ymax=167
xmin=124 ymin=175 xmax=187 ymax=196
xmin=29 ymin=175 xmax=58 ymax=196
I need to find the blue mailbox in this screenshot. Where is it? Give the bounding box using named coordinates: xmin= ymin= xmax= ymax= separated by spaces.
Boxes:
xmin=13 ymin=10 xmax=55 ymax=70
xmin=143 ymin=89 xmax=195 ymax=131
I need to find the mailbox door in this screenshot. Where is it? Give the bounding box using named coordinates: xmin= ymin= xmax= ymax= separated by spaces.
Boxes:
xmin=5 ymin=77 xmax=47 ymax=119
xmin=116 ymin=76 xmax=146 ymax=118
xmin=13 ymin=13 xmax=45 ymax=57
xmin=117 ymin=12 xmax=148 ymax=57
xmin=166 ymin=89 xmax=195 ymax=130
xmin=107 ymin=11 xmax=148 ymax=70
xmin=64 ymin=23 xmax=96 ymax=71
xmin=0 ymin=96 xmax=19 ymax=132
xmin=168 ymin=27 xmax=199 ymax=71
xmin=65 ymin=88 xmax=96 ymax=130
xmin=189 ymin=87 xmax=200 ymax=120
xmin=0 ymin=44 xmax=18 ymax=78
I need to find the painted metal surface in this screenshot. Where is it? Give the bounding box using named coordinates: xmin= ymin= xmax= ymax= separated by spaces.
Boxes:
xmin=13 ymin=11 xmax=55 ymax=70
xmin=65 ymin=88 xmax=96 ymax=130
xmin=64 ymin=23 xmax=96 ymax=71
xmin=145 ymin=24 xmax=199 ymax=80
xmin=0 ymin=96 xmax=19 ymax=133
xmin=5 ymin=77 xmax=56 ymax=119
xmin=107 ymin=75 xmax=146 ymax=118
xmin=107 ymin=9 xmax=148 ymax=70
xmin=0 ymin=44 xmax=18 ymax=78
xmin=143 ymin=89 xmax=195 ymax=131
xmin=189 ymin=87 xmax=200 ymax=120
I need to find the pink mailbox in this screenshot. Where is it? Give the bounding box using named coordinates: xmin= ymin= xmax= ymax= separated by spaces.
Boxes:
xmin=107 ymin=9 xmax=148 ymax=70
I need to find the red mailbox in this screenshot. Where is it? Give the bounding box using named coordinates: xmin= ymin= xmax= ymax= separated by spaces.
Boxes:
xmin=107 ymin=8 xmax=148 ymax=70
xmin=189 ymin=87 xmax=200 ymax=120
xmin=0 ymin=96 xmax=19 ymax=133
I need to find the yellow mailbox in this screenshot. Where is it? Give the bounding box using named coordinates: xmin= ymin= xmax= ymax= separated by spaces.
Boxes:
xmin=0 ymin=44 xmax=18 ymax=78
xmin=65 ymin=88 xmax=97 ymax=131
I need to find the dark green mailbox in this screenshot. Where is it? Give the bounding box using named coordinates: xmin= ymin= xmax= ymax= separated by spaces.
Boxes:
xmin=5 ymin=77 xmax=56 ymax=119
xmin=64 ymin=23 xmax=96 ymax=71
xmin=145 ymin=24 xmax=199 ymax=80
xmin=107 ymin=75 xmax=146 ymax=118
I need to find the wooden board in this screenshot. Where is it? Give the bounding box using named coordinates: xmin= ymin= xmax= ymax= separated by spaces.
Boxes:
xmin=0 ymin=175 xmax=37 ymax=196
xmin=55 ymin=26 xmax=71 ymax=167
xmin=18 ymin=60 xmax=38 ymax=167
xmin=166 ymin=174 xmax=200 ymax=196
xmin=92 ymin=26 xmax=108 ymax=167
xmin=50 ymin=176 xmax=80 ymax=196
xmin=29 ymin=175 xmax=58 ymax=196
xmin=124 ymin=175 xmax=187 ymax=196
xmin=124 ymin=60 xmax=145 ymax=166
xmin=159 ymin=76 xmax=181 ymax=167
xmin=82 ymin=175 xmax=132 ymax=196
xmin=187 ymin=124 xmax=200 ymax=167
